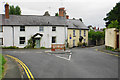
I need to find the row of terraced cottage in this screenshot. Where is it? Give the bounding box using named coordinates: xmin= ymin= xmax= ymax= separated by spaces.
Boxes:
xmin=0 ymin=3 xmax=89 ymax=48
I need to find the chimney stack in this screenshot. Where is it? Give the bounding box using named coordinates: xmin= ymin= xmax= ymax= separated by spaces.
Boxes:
xmin=66 ymin=15 xmax=69 ymax=19
xmin=5 ymin=3 xmax=9 ymax=19
xmin=59 ymin=7 xmax=66 ymax=17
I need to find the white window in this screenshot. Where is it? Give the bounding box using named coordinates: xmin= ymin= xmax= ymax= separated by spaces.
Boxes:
xmin=52 ymin=36 xmax=56 ymax=43
xmin=39 ymin=26 xmax=44 ymax=32
xmin=19 ymin=37 xmax=25 ymax=44
xmin=52 ymin=27 xmax=56 ymax=31
xmin=73 ymin=30 xmax=75 ymax=37
xmin=0 ymin=26 xmax=3 ymax=32
xmin=20 ymin=26 xmax=25 ymax=31
xmin=0 ymin=38 xmax=3 ymax=45
xmin=84 ymin=30 xmax=86 ymax=37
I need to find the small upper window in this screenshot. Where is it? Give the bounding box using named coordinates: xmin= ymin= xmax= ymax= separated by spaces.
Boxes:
xmin=19 ymin=37 xmax=25 ymax=44
xmin=52 ymin=27 xmax=56 ymax=31
xmin=73 ymin=30 xmax=75 ymax=37
xmin=39 ymin=26 xmax=44 ymax=32
xmin=0 ymin=26 xmax=3 ymax=32
xmin=0 ymin=38 xmax=3 ymax=45
xmin=20 ymin=26 xmax=25 ymax=31
xmin=84 ymin=30 xmax=86 ymax=37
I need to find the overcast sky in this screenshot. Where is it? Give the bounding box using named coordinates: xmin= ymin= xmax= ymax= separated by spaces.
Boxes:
xmin=0 ymin=0 xmax=120 ymax=28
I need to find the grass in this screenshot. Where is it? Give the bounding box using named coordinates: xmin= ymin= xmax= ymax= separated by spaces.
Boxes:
xmin=0 ymin=54 xmax=6 ymax=79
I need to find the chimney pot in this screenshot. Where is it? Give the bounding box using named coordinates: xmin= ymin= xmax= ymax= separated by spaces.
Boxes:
xmin=66 ymin=15 xmax=69 ymax=19
xmin=5 ymin=3 xmax=9 ymax=19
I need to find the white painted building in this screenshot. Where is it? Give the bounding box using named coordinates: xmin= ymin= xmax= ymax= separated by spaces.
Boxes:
xmin=0 ymin=15 xmax=68 ymax=48
xmin=0 ymin=3 xmax=68 ymax=48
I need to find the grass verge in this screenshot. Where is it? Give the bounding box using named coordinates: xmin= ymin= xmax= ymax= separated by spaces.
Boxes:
xmin=0 ymin=54 xmax=6 ymax=79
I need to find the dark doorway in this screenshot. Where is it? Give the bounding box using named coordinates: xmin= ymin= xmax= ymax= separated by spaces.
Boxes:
xmin=117 ymin=34 xmax=119 ymax=48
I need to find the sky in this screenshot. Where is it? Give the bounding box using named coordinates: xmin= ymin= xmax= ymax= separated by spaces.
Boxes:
xmin=0 ymin=0 xmax=120 ymax=28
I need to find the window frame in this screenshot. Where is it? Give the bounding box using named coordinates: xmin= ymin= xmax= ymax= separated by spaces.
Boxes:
xmin=20 ymin=26 xmax=25 ymax=31
xmin=73 ymin=30 xmax=75 ymax=37
xmin=19 ymin=37 xmax=25 ymax=44
xmin=52 ymin=36 xmax=56 ymax=43
xmin=0 ymin=38 xmax=3 ymax=45
xmin=84 ymin=39 xmax=86 ymax=43
xmin=39 ymin=26 xmax=44 ymax=32
xmin=84 ymin=30 xmax=86 ymax=37
xmin=79 ymin=29 xmax=81 ymax=36
xmin=0 ymin=26 xmax=3 ymax=32
xmin=52 ymin=27 xmax=56 ymax=31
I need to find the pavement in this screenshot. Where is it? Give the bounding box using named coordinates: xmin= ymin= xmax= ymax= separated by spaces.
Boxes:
xmin=95 ymin=45 xmax=119 ymax=55
xmin=1 ymin=46 xmax=119 ymax=79
xmin=2 ymin=55 xmax=22 ymax=79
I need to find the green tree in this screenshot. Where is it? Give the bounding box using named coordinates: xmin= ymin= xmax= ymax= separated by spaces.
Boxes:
xmin=108 ymin=20 xmax=120 ymax=29
xmin=9 ymin=5 xmax=21 ymax=15
xmin=88 ymin=29 xmax=105 ymax=45
xmin=9 ymin=5 xmax=15 ymax=15
xmin=55 ymin=13 xmax=59 ymax=16
xmin=104 ymin=2 xmax=120 ymax=27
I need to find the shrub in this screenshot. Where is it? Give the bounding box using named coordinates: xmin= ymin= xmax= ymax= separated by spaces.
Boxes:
xmin=2 ymin=46 xmax=19 ymax=49
xmin=24 ymin=37 xmax=34 ymax=49
xmin=77 ymin=42 xmax=83 ymax=47
xmin=83 ymin=42 xmax=87 ymax=47
xmin=40 ymin=47 xmax=46 ymax=49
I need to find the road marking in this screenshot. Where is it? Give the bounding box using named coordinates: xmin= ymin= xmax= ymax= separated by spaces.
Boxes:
xmin=52 ymin=52 xmax=72 ymax=61
xmin=6 ymin=55 xmax=35 ymax=80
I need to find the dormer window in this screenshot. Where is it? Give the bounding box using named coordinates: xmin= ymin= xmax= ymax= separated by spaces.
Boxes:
xmin=20 ymin=26 xmax=25 ymax=31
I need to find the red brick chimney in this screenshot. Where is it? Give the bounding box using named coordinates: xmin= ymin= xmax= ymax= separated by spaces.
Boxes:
xmin=5 ymin=3 xmax=9 ymax=19
xmin=59 ymin=7 xmax=65 ymax=17
xmin=66 ymin=15 xmax=69 ymax=19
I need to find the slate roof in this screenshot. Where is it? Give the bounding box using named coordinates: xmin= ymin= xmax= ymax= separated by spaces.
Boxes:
xmin=0 ymin=14 xmax=88 ymax=30
xmin=67 ymin=19 xmax=89 ymax=30
xmin=1 ymin=14 xmax=67 ymax=26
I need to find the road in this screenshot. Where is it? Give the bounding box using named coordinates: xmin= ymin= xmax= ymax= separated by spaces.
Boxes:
xmin=2 ymin=47 xmax=118 ymax=78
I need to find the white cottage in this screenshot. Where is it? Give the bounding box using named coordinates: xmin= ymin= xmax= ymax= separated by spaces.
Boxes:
xmin=0 ymin=3 xmax=68 ymax=48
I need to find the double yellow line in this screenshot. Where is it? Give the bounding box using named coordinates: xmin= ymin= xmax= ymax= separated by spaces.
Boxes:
xmin=6 ymin=55 xmax=35 ymax=80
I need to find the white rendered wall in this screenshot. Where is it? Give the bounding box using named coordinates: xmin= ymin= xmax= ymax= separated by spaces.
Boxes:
xmin=3 ymin=26 xmax=67 ymax=48
xmin=3 ymin=26 xmax=13 ymax=47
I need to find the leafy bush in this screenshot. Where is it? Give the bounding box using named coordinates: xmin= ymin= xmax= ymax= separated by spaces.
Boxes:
xmin=40 ymin=47 xmax=46 ymax=49
xmin=77 ymin=42 xmax=83 ymax=47
xmin=83 ymin=42 xmax=87 ymax=47
xmin=2 ymin=46 xmax=19 ymax=49
xmin=24 ymin=37 xmax=34 ymax=49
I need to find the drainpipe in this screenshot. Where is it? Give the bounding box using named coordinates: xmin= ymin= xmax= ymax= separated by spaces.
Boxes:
xmin=12 ymin=26 xmax=14 ymax=46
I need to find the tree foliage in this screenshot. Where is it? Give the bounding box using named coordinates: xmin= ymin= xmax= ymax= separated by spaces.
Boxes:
xmin=108 ymin=20 xmax=120 ymax=29
xmin=9 ymin=5 xmax=21 ymax=15
xmin=88 ymin=29 xmax=105 ymax=45
xmin=104 ymin=2 xmax=120 ymax=27
xmin=55 ymin=13 xmax=59 ymax=16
